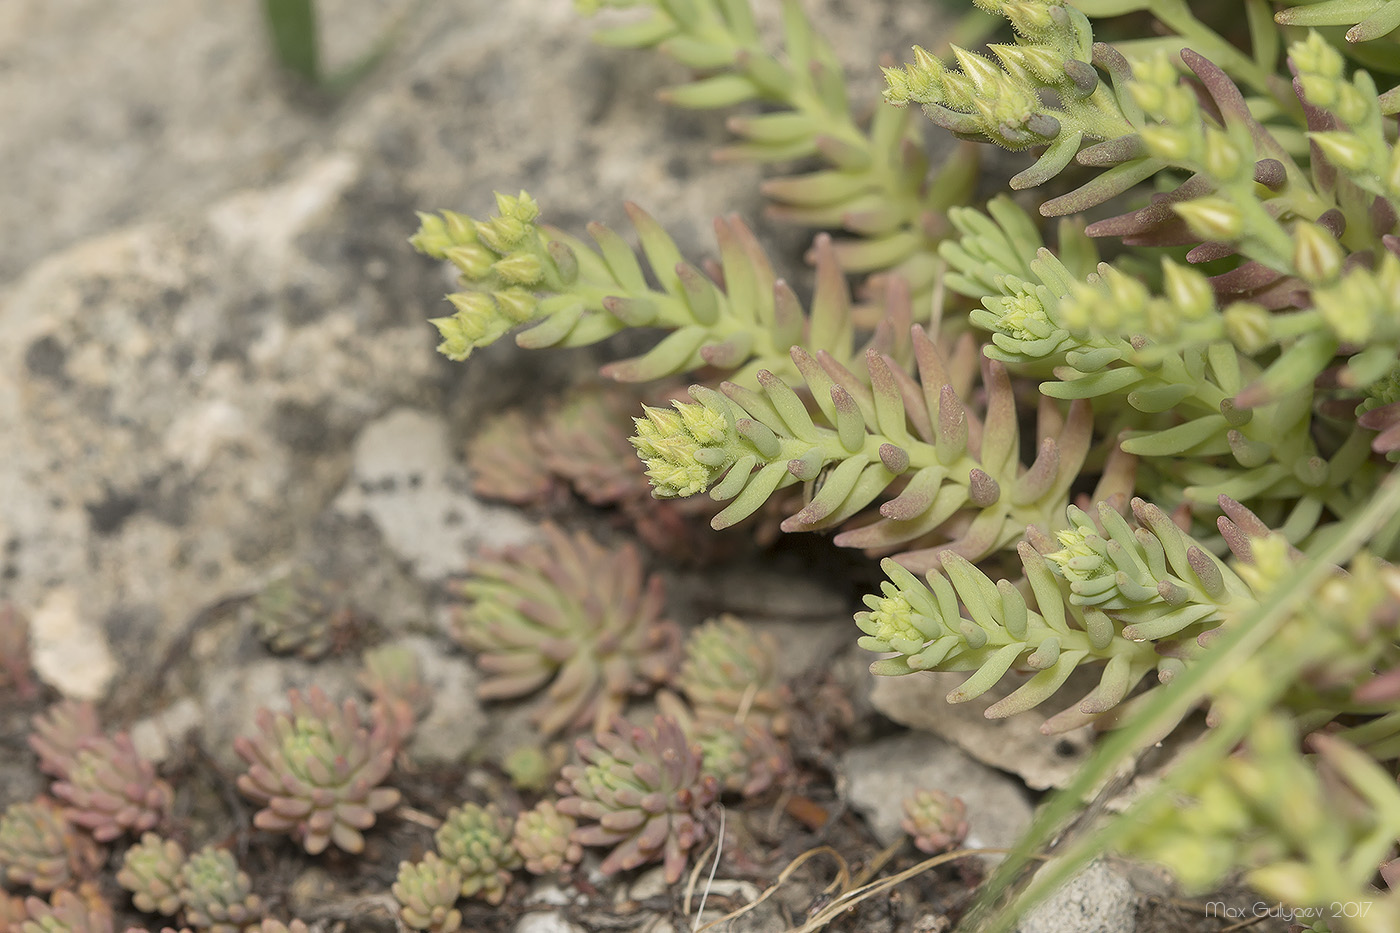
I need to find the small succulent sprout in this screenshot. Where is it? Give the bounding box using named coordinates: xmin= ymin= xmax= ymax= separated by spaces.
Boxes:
xmin=249 ymin=566 xmax=354 ymax=661
xmin=176 ymin=846 xmax=263 ymax=933
xmin=433 ymin=803 xmax=521 ymax=906
xmin=233 ymin=686 xmax=401 ymax=855
xmin=900 ymin=789 xmax=970 ymax=854
xmin=392 ymin=852 xmax=463 ymax=932
xmin=53 ymin=732 xmax=173 ymax=842
xmin=29 ymin=700 xmax=104 ymax=780
xmin=117 ymin=834 xmax=186 ymax=917
xmin=452 ymin=523 xmax=682 ymax=736
xmin=0 ymin=797 xmax=103 ymax=892
xmin=511 ymin=801 xmax=582 ymax=876
xmin=677 ymin=615 xmax=790 ymax=734
xmin=357 ymin=642 xmax=432 ymax=750
xmin=500 ymin=745 xmax=564 ymax=793
xmin=0 ymin=603 xmax=37 ymax=700
xmin=20 ymin=887 xmax=114 ymax=933
xmin=556 ymin=715 xmax=719 ymax=884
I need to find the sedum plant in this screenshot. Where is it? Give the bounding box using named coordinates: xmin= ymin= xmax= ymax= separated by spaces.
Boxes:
xmin=175 ymin=846 xmax=263 ymax=933
xmin=415 ymin=0 xmax=1400 ymax=927
xmin=901 ymin=788 xmax=971 ymax=855
xmin=0 ymin=798 xmax=102 ymax=894
xmin=117 ymin=834 xmax=185 ymax=918
xmin=52 ymin=732 xmax=173 ymax=843
xmin=555 ymin=715 xmax=719 ymax=884
xmin=432 ymin=803 xmax=521 ymax=906
xmin=392 ymin=852 xmax=463 ymax=932
xmin=511 ymin=800 xmax=582 ymax=877
xmin=451 ymin=523 xmax=682 ymax=735
xmin=233 ymin=686 xmax=401 ymax=855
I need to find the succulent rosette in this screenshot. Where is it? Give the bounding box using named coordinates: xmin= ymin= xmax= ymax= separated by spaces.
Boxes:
xmin=511 ymin=801 xmax=582 ymax=876
xmin=0 ymin=797 xmax=102 ymax=893
xmin=249 ymin=566 xmax=353 ymax=661
xmin=175 ymin=847 xmax=262 ymax=933
xmin=676 ymin=615 xmax=791 ymax=734
xmin=452 ymin=524 xmax=682 ymax=735
xmin=432 ymin=803 xmax=521 ymax=906
xmin=116 ymin=834 xmax=186 ymax=917
xmin=392 ymin=852 xmax=463 ymax=932
xmin=556 ymin=715 xmax=719 ymax=883
xmin=53 ymin=732 xmax=173 ymax=842
xmin=233 ymin=686 xmax=401 ymax=855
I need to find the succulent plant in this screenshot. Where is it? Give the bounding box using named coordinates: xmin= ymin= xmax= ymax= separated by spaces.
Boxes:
xmin=116 ymin=834 xmax=186 ymax=917
xmin=676 ymin=615 xmax=790 ymax=734
xmin=656 ymin=691 xmax=788 ymax=798
xmin=900 ymin=789 xmax=970 ymax=855
xmin=233 ymin=686 xmax=401 ymax=855
xmin=392 ymin=852 xmax=462 ymax=932
xmin=356 ymin=642 xmax=432 ymax=750
xmin=19 ymin=887 xmax=114 ymax=933
xmin=0 ymin=603 xmax=37 ymax=700
xmin=0 ymin=798 xmax=102 ymax=893
xmin=52 ymin=732 xmax=173 ymax=842
xmin=249 ymin=566 xmax=353 ymax=661
xmin=500 ymin=745 xmax=564 ymax=793
xmin=175 ymin=847 xmax=262 ymax=933
xmin=511 ymin=801 xmax=582 ymax=877
xmin=556 ymin=715 xmax=719 ymax=884
xmin=452 ymin=523 xmax=682 ymax=735
xmin=432 ymin=803 xmax=520 ymax=906
xmin=28 ymin=701 xmax=104 ymax=780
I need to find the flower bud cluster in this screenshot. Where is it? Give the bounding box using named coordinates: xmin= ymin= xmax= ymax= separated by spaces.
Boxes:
xmin=630 ymin=399 xmax=734 ymax=497
xmin=414 ymin=192 xmax=571 ymax=361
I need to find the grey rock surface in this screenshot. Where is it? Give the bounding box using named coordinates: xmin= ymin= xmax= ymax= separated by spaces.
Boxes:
xmin=1018 ymin=860 xmax=1139 ymax=933
xmin=841 ymin=731 xmax=1034 ymax=855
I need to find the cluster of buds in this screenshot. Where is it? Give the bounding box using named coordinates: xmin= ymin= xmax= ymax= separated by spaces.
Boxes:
xmin=392 ymin=852 xmax=463 ymax=932
xmin=556 ymin=715 xmax=719 ymax=883
xmin=900 ymin=789 xmax=970 ymax=854
xmin=414 ymin=193 xmax=577 ymax=362
xmin=433 ymin=803 xmax=521 ymax=906
xmin=233 ymin=686 xmax=401 ymax=855
xmin=883 ymin=2 xmax=1137 ymax=192
xmin=630 ymin=399 xmax=733 ymax=498
xmin=1292 ymin=31 xmax=1399 ymax=189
